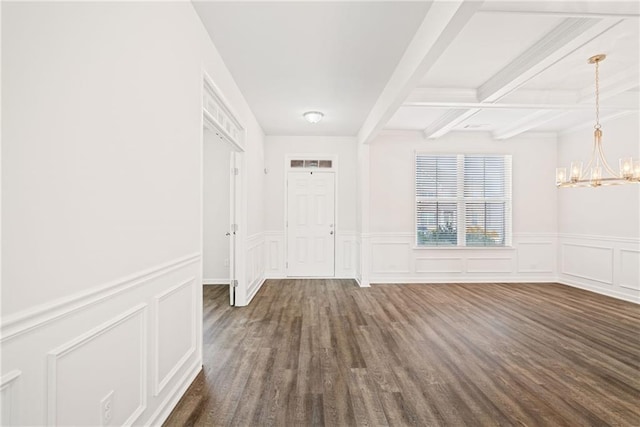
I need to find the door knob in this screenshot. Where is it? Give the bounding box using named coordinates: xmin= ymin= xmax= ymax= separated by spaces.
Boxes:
xmin=330 ymin=231 xmax=334 ymax=235
xmin=225 ymin=232 xmax=231 ymax=236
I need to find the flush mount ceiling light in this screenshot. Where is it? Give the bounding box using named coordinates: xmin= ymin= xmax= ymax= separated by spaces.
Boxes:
xmin=303 ymin=111 xmax=324 ymax=124
xmin=555 ymin=54 xmax=640 ymax=188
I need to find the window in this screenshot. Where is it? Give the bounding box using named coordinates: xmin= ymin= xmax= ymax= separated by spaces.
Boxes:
xmin=416 ymin=154 xmax=512 ymax=247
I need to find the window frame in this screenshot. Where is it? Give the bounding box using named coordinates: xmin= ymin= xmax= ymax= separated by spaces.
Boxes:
xmin=414 ymin=152 xmax=513 ymax=249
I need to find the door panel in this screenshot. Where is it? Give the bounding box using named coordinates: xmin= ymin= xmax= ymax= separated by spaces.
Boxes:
xmin=287 ymin=172 xmax=335 ymax=277
xmin=228 ymin=152 xmax=236 ymax=306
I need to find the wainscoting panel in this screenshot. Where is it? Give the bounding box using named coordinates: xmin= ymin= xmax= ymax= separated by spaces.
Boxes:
xmin=557 ymin=235 xmax=639 ymax=302
xmin=47 ymin=304 xmax=147 ymax=426
xmin=264 ymin=230 xmax=357 ymax=279
xmin=335 ymin=232 xmax=357 ymax=278
xmin=247 ymin=233 xmax=266 ymax=303
xmin=264 ymin=231 xmax=286 ymax=278
xmin=415 ymin=257 xmax=464 ymax=274
xmin=517 ymin=242 xmax=555 ymax=273
xmin=620 ymin=249 xmax=640 ymax=291
xmin=561 ymin=243 xmax=614 ymax=285
xmin=0 ymin=254 xmax=202 ymax=426
xmin=371 ymin=242 xmax=412 ymax=274
xmin=467 ymin=257 xmax=513 ymax=274
xmin=154 ymin=279 xmax=196 ymax=396
xmin=367 ymin=232 xmax=557 ymax=283
xmin=1 ymin=370 xmax=21 ymax=426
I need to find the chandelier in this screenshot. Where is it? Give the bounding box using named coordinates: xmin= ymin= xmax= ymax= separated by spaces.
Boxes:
xmin=555 ymin=54 xmax=640 ymax=188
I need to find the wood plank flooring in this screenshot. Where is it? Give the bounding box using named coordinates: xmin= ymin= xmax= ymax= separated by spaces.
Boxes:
xmin=164 ymin=280 xmax=640 ymax=426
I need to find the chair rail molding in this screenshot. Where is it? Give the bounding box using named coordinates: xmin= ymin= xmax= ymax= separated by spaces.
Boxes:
xmin=1 ymin=253 xmax=200 ymax=342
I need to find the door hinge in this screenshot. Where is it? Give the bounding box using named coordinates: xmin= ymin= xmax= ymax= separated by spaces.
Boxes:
xmin=231 ymin=279 xmax=239 ymax=287
xmin=232 ymin=167 xmax=239 ymax=176
xmin=286 ymin=261 xmax=288 ymax=268
xmin=231 ymin=223 xmax=238 ymax=232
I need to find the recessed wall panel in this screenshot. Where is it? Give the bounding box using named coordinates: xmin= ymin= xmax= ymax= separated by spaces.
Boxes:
xmin=371 ymin=243 xmax=411 ymax=273
xmin=415 ymin=257 xmax=463 ymax=274
xmin=517 ymin=242 xmax=554 ymax=273
xmin=620 ymin=249 xmax=640 ymax=290
xmin=467 ymin=257 xmax=513 ymax=273
xmin=48 ymin=306 xmax=146 ymax=426
xmin=562 ymin=243 xmax=613 ymax=284
xmin=155 ymin=279 xmax=196 ymax=395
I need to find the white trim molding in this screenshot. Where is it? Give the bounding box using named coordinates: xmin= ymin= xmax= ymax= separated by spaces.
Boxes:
xmin=365 ymin=231 xmax=558 ymax=284
xmin=202 ymin=279 xmax=229 ymax=285
xmin=1 ymin=253 xmax=200 ymax=342
xmin=147 ymin=360 xmax=202 ymax=427
xmin=153 ymin=278 xmax=197 ymax=396
xmin=263 ymin=230 xmax=357 ymax=280
xmin=244 ymin=232 xmax=267 ymax=305
xmin=1 ymin=370 xmax=22 ymax=426
xmin=47 ymin=304 xmax=148 ymax=426
xmin=558 ymin=234 xmax=639 ymax=303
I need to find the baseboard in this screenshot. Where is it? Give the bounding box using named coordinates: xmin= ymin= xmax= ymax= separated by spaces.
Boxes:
xmin=266 ymin=276 xmax=357 ymax=280
xmin=146 ymin=359 xmax=202 ymax=426
xmin=558 ymin=278 xmax=640 ymax=304
xmin=246 ymin=276 xmax=266 ymax=305
xmin=203 ymin=279 xmax=228 ymax=285
xmin=354 ymin=277 xmax=370 ymax=288
xmin=369 ymin=277 xmax=558 ymax=284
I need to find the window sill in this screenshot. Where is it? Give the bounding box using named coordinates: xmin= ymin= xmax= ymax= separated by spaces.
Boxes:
xmin=412 ymin=246 xmax=516 ymax=250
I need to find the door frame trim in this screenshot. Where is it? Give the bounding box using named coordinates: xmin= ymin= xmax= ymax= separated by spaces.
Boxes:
xmin=201 ymin=69 xmax=247 ymax=309
xmin=284 ymin=154 xmax=339 ymax=278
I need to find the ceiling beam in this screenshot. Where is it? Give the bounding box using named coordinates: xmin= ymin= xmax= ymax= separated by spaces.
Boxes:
xmin=424 ymin=109 xmax=481 ymax=139
xmin=405 ymin=87 xmax=639 ymax=111
xmin=477 ymin=18 xmax=624 ymax=103
xmin=560 ymin=110 xmax=636 ymax=135
xmin=478 ymin=2 xmax=640 ymax=19
xmin=356 ymin=0 xmax=482 ymax=144
xmin=418 ymin=18 xmax=624 ymax=140
xmin=578 ymin=68 xmax=640 ymax=103
xmin=405 ymin=87 xmax=478 ymax=104
xmin=492 ymin=110 xmax=564 ymax=140
xmin=407 ymin=87 xmax=576 ymax=105
xmin=403 ymin=101 xmax=638 ymax=112
xmin=491 ymin=71 xmax=639 ymax=139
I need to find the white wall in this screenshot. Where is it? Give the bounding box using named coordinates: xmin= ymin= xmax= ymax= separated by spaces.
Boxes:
xmin=557 ymin=113 xmax=640 ymax=302
xmin=263 ymin=136 xmax=357 ymax=278
xmin=1 ymin=2 xmax=265 ymax=425
xmin=364 ymin=131 xmax=558 ymax=283
xmin=203 ymin=130 xmax=231 ymax=284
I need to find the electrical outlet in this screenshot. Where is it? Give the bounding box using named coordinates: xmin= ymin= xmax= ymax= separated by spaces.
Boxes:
xmin=100 ymin=390 xmax=114 ymax=426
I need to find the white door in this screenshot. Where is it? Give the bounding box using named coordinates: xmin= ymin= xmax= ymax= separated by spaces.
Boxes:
xmin=228 ymin=152 xmax=237 ymax=305
xmin=287 ymin=171 xmax=335 ymax=277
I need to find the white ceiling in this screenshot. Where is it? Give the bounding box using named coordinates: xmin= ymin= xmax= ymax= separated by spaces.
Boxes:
xmin=193 ymin=1 xmax=430 ymax=135
xmin=193 ymin=1 xmax=639 ymax=140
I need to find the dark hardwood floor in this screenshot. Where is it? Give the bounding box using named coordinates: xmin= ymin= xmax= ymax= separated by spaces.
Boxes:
xmin=164 ymin=280 xmax=640 ymax=426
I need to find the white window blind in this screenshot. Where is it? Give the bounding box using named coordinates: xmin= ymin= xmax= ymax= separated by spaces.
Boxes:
xmin=416 ymin=154 xmax=512 ymax=247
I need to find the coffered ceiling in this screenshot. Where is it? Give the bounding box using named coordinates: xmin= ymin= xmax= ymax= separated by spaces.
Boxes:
xmin=193 ymin=1 xmax=639 ymax=140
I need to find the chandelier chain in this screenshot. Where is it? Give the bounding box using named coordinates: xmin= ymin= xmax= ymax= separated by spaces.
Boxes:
xmin=595 ymin=59 xmax=601 ymax=129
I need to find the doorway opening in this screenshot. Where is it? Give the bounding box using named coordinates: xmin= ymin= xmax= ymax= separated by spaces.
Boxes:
xmin=202 ymin=128 xmax=239 ymax=305
xmin=201 ymin=71 xmax=245 ymax=306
